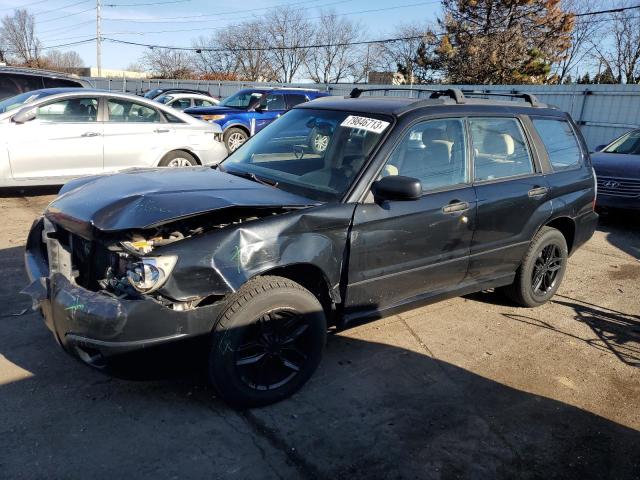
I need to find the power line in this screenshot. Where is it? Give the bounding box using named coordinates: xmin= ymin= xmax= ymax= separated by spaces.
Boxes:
xmin=103 ymin=33 xmax=434 ymax=52
xmin=0 ymin=0 xmax=48 ymax=11
xmin=36 ymin=6 xmax=96 ymax=24
xmin=105 ymin=0 xmax=189 ymax=5
xmin=102 ymin=0 xmax=353 ymax=22
xmin=33 ymin=0 xmax=92 ymax=17
xmin=573 ymin=4 xmax=640 ymax=17
xmin=38 ymin=19 xmax=95 ymax=34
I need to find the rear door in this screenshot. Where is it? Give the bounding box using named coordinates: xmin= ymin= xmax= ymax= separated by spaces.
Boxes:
xmin=346 ymin=117 xmax=477 ymax=313
xmin=102 ymin=97 xmax=171 ymax=171
xmin=467 ymin=116 xmax=551 ymax=281
xmin=7 ymin=96 xmax=103 ymax=180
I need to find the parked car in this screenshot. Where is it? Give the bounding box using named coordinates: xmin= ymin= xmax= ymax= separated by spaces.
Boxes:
xmin=183 ymin=87 xmax=329 ymax=152
xmin=0 ymin=88 xmax=227 ymax=187
xmin=154 ymin=92 xmax=219 ymax=111
xmin=0 ymin=66 xmax=91 ymax=100
xmin=24 ymin=88 xmax=598 ymax=407
xmin=143 ymin=87 xmax=213 ymax=100
xmin=591 ymin=128 xmax=640 ymax=210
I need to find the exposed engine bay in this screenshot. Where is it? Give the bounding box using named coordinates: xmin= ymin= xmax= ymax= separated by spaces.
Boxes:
xmin=60 ymin=207 xmax=290 ymax=305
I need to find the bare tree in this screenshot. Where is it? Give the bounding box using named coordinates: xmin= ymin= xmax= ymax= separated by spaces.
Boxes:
xmin=41 ymin=49 xmax=84 ymax=72
xmin=372 ymin=23 xmax=434 ymax=84
xmin=264 ymin=6 xmax=314 ymax=83
xmin=591 ymin=0 xmax=640 ymax=83
xmin=551 ymin=0 xmax=602 ymax=83
xmin=1 ymin=9 xmax=41 ymax=66
xmin=304 ymin=10 xmax=366 ymax=83
xmin=140 ymin=48 xmax=194 ymax=79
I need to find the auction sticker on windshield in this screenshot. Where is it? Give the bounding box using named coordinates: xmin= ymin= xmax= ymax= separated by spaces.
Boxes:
xmin=341 ymin=115 xmax=390 ymax=134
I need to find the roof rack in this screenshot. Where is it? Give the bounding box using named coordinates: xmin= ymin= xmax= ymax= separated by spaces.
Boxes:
xmin=349 ymin=87 xmax=543 ymax=107
xmin=460 ymin=89 xmax=542 ymax=107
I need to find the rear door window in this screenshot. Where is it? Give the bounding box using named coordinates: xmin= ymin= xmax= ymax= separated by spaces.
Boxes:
xmin=532 ymin=118 xmax=582 ymax=170
xmin=107 ymin=99 xmax=160 ymax=123
xmin=193 ymin=98 xmax=214 ymax=107
xmin=469 ymin=117 xmax=534 ymax=181
xmin=285 ymin=94 xmax=308 ymax=108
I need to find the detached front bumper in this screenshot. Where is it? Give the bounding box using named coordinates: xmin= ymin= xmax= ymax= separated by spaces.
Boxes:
xmin=23 ymin=218 xmax=223 ymax=362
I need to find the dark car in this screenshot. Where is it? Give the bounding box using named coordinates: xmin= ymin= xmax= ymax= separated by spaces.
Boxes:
xmin=0 ymin=66 xmax=91 ymax=100
xmin=183 ymin=87 xmax=329 ymax=152
xmin=24 ymin=88 xmax=598 ymax=407
xmin=591 ymin=128 xmax=640 ymax=210
xmin=143 ymin=87 xmax=213 ymax=99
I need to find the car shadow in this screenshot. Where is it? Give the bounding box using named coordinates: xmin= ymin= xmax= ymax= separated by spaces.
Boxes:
xmin=1 ymin=246 xmax=639 ymax=478
xmin=597 ymin=209 xmax=640 ymax=260
xmin=0 ymin=185 xmax=61 ymax=198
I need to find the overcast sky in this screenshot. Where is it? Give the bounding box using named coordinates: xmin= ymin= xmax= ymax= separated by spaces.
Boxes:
xmin=0 ymin=0 xmax=442 ymax=70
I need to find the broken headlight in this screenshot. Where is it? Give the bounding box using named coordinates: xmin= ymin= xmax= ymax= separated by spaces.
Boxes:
xmin=126 ymin=256 xmax=178 ymax=294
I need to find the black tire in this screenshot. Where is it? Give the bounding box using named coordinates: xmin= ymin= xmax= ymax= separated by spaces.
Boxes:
xmin=503 ymin=226 xmax=568 ymax=307
xmin=158 ymin=150 xmax=198 ymax=167
xmin=223 ymin=127 xmax=249 ymax=153
xmin=209 ymin=275 xmax=326 ymax=407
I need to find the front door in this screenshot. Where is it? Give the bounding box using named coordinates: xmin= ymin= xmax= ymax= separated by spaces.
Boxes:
xmin=253 ymin=92 xmax=286 ymax=134
xmin=7 ymin=96 xmax=102 ymax=180
xmin=345 ymin=117 xmax=476 ymax=315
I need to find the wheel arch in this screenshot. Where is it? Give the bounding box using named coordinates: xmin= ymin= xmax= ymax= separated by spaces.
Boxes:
xmin=543 ymin=216 xmax=576 ymax=254
xmin=223 ymin=123 xmax=250 ymax=136
xmin=156 ymin=149 xmax=202 ymax=166
xmin=254 ymin=263 xmax=337 ymax=325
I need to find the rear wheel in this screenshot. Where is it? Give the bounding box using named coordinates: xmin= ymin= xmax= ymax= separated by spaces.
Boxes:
xmin=209 ymin=276 xmax=326 ymax=407
xmin=158 ymin=150 xmax=198 ymax=167
xmin=503 ymin=226 xmax=568 ymax=307
xmin=224 ymin=127 xmax=248 ymax=153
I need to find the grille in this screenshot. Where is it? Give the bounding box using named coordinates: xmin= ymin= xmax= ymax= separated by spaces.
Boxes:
xmin=597 ymin=175 xmax=640 ymax=198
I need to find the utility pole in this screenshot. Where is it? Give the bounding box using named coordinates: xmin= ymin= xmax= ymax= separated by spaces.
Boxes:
xmin=96 ymin=0 xmax=102 ymax=76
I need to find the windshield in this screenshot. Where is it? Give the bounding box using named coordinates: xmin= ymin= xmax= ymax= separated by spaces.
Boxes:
xmin=221 ymin=108 xmax=392 ymax=202
xmin=155 ymin=95 xmax=173 ymax=104
xmin=604 ymin=130 xmax=640 ymax=155
xmin=220 ymin=91 xmax=263 ymax=109
xmin=144 ymin=88 xmax=163 ymax=99
xmin=0 ymin=90 xmax=52 ymax=113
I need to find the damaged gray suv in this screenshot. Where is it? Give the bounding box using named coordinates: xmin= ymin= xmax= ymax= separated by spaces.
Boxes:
xmin=25 ymin=88 xmax=598 ymax=406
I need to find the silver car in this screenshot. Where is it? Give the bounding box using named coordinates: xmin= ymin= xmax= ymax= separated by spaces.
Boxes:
xmin=0 ymin=88 xmax=228 ymax=187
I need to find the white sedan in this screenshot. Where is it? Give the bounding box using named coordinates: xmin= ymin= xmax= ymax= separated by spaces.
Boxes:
xmin=0 ymin=88 xmax=228 ymax=187
xmin=154 ymin=92 xmax=219 ymax=111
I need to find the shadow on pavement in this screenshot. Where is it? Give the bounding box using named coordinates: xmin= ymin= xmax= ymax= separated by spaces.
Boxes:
xmin=1 ymin=247 xmax=639 ymax=478
xmin=597 ymin=209 xmax=640 ymax=260
xmin=0 ymin=185 xmax=61 ymax=198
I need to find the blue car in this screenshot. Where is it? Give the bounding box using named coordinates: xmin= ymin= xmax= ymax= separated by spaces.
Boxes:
xmin=592 ymin=128 xmax=640 ymax=210
xmin=184 ymin=87 xmax=329 ymax=152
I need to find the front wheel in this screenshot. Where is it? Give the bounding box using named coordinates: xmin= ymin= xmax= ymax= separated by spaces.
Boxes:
xmin=224 ymin=127 xmax=248 ymax=153
xmin=209 ymin=276 xmax=326 ymax=407
xmin=158 ymin=150 xmax=198 ymax=167
xmin=503 ymin=226 xmax=568 ymax=307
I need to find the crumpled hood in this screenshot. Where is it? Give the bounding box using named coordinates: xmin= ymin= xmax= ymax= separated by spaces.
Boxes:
xmin=45 ymin=167 xmax=315 ymax=236
xmin=592 ymin=152 xmax=640 ymax=178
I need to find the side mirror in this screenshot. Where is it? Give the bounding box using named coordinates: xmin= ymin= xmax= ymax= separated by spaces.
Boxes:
xmin=12 ymin=108 xmax=36 ymax=124
xmin=372 ymin=175 xmax=422 ymax=202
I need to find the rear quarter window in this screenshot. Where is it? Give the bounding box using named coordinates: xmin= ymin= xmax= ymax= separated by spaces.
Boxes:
xmin=532 ymin=118 xmax=582 ymax=171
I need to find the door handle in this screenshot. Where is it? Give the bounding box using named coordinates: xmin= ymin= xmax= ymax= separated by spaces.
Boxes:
xmin=442 ymin=201 xmax=470 ymax=214
xmin=154 ymin=128 xmax=170 ymax=133
xmin=528 ymin=186 xmax=548 ymax=198
xmin=81 ymin=131 xmax=100 ymax=137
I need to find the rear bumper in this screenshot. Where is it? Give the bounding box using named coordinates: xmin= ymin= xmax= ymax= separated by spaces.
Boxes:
xmin=23 ymin=218 xmax=223 ymax=361
xmin=194 ymin=141 xmax=228 ymax=166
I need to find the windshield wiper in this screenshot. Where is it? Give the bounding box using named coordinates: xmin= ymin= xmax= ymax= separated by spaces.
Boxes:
xmin=224 ymin=168 xmax=279 ymax=188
